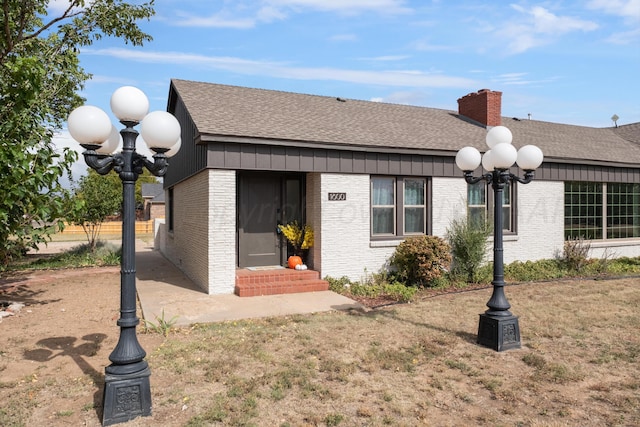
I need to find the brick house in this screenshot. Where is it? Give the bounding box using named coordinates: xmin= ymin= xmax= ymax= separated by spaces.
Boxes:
xmin=157 ymin=79 xmax=640 ymax=295
xmin=141 ymin=183 xmax=165 ymax=221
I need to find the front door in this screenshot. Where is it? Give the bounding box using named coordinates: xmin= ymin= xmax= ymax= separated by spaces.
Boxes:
xmin=237 ymin=172 xmax=304 ymax=268
xmin=238 ymin=173 xmax=281 ymax=267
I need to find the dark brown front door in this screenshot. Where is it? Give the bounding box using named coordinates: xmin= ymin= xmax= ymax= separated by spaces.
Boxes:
xmin=238 ymin=173 xmax=282 ymax=268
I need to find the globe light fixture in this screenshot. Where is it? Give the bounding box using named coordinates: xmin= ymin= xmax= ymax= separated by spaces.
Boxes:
xmin=455 ymin=125 xmax=543 ymax=351
xmin=67 ymin=87 xmax=181 ymax=425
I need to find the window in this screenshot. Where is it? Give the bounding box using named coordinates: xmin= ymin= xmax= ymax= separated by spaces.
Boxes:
xmin=371 ymin=177 xmax=429 ymax=237
xmin=168 ymin=187 xmax=174 ymax=232
xmin=372 ymin=177 xmax=395 ymax=235
xmin=565 ymin=182 xmax=640 ymax=240
xmin=404 ymin=179 xmax=425 ymax=234
xmin=467 ymin=181 xmax=514 ymax=232
xmin=608 ymin=183 xmax=640 ymax=239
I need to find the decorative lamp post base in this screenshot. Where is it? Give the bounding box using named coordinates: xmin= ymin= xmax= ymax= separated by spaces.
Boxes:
xmin=477 ymin=314 xmax=521 ymax=352
xmin=102 ymin=366 xmax=152 ymax=426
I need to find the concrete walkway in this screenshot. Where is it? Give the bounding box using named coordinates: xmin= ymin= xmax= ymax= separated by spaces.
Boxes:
xmin=133 ymin=241 xmax=364 ymax=327
xmin=31 ymin=238 xmax=363 ymax=326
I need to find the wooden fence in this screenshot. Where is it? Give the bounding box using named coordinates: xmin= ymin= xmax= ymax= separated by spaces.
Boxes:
xmin=59 ymin=220 xmax=154 ymax=236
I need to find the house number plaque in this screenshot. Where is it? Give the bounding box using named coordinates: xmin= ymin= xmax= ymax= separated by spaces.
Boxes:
xmin=328 ymin=192 xmax=347 ymax=201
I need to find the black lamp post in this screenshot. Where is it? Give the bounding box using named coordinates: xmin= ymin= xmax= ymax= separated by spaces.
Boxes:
xmin=455 ymin=126 xmax=543 ymax=352
xmin=67 ymin=86 xmax=181 ymax=425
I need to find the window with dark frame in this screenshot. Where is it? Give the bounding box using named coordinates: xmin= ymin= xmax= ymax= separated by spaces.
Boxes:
xmin=467 ymin=181 xmax=515 ymax=232
xmin=565 ymin=181 xmax=640 ymax=240
xmin=168 ymin=187 xmax=174 ymax=232
xmin=371 ymin=176 xmax=428 ymax=237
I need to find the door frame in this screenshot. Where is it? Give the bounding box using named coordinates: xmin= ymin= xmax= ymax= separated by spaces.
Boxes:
xmin=236 ymin=171 xmax=305 ymax=268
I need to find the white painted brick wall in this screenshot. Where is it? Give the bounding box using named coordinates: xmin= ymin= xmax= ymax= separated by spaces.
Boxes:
xmin=431 ymin=177 xmax=467 ymax=238
xmin=162 ymin=172 xmax=210 ymax=292
xmin=161 ymin=170 xmax=236 ymax=294
xmin=206 ymin=170 xmax=237 ymax=294
xmin=503 ymin=180 xmax=565 ymax=263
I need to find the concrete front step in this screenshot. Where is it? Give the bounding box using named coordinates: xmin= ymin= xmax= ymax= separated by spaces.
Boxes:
xmin=235 ymin=268 xmax=329 ymax=297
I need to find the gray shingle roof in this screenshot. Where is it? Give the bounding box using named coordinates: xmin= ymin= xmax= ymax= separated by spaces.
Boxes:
xmin=141 ymin=183 xmax=164 ymax=203
xmin=171 ymin=79 xmax=640 ymax=166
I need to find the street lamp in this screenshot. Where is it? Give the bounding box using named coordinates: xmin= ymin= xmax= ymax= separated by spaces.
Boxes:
xmin=67 ymin=86 xmax=181 ymax=425
xmin=455 ymin=126 xmax=543 ymax=352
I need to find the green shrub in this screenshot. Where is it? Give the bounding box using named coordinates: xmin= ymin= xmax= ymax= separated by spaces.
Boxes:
xmin=324 ymin=274 xmax=418 ymax=303
xmin=446 ymin=216 xmax=491 ymax=283
xmin=504 ymin=259 xmax=566 ymax=282
xmin=389 ymin=235 xmax=451 ymax=287
xmin=325 ymin=276 xmax=351 ymax=293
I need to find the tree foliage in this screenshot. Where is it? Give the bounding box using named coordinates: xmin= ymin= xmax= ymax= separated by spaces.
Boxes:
xmin=68 ymin=169 xmax=122 ymax=250
xmin=67 ymin=167 xmax=158 ymax=249
xmin=0 ymin=0 xmax=155 ymax=265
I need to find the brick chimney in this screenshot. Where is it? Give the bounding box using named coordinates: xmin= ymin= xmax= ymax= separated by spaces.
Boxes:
xmin=457 ymin=89 xmax=502 ymax=127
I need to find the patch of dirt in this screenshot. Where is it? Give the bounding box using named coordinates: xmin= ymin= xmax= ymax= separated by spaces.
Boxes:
xmin=1 ymin=266 xmax=638 ymax=427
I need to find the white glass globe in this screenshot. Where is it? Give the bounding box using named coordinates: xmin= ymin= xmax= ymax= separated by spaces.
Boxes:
xmin=491 ymin=143 xmax=518 ymax=169
xmin=455 ymin=146 xmax=482 ymax=171
xmin=96 ymin=125 xmax=121 ymax=155
xmin=67 ymin=105 xmax=112 ymax=145
xmin=165 ymin=137 xmax=182 ymax=158
xmin=110 ymin=86 xmax=149 ymax=122
xmin=517 ymin=145 xmax=544 ymax=170
xmin=486 ymin=126 xmax=513 ymax=149
xmin=140 ymin=111 xmax=181 ymax=151
xmin=481 ymin=150 xmax=494 ymax=171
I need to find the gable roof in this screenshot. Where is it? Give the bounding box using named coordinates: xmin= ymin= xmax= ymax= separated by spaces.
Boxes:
xmin=169 ymin=79 xmax=640 ymax=167
xmin=141 ymin=183 xmax=165 ymax=203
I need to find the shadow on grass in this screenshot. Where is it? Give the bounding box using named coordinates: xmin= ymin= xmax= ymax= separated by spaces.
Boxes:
xmin=343 ymin=304 xmax=479 ymax=345
xmin=24 ymin=334 xmax=108 ymax=419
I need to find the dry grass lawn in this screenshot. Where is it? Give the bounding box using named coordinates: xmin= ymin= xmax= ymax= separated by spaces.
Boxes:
xmin=0 ymin=269 xmax=638 ymax=426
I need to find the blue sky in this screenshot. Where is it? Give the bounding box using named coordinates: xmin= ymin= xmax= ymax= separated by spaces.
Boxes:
xmin=51 ymin=0 xmax=640 ymax=183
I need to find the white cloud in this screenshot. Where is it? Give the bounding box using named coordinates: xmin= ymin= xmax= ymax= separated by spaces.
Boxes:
xmin=587 ymin=0 xmax=640 ymax=44
xmin=587 ymin=0 xmax=640 ymax=23
xmin=86 ymin=48 xmax=477 ymax=89
xmin=357 ymin=55 xmax=410 ymax=61
xmin=52 ymin=131 xmax=86 ymax=189
xmin=47 ymin=0 xmax=90 ymax=15
xmin=369 ymin=90 xmax=428 ymax=105
xmin=267 ymin=0 xmax=412 ymax=14
xmin=171 ymin=0 xmax=410 ymax=27
xmin=498 ymin=5 xmax=598 ymax=53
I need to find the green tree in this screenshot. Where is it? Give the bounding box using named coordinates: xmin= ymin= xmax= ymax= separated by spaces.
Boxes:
xmin=0 ymin=1 xmax=155 ymax=266
xmin=68 ymin=169 xmax=122 ymax=250
xmin=68 ymin=168 xmax=159 ymax=249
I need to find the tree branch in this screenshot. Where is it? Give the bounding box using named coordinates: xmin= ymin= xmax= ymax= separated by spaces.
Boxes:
xmin=20 ymin=1 xmax=84 ymax=43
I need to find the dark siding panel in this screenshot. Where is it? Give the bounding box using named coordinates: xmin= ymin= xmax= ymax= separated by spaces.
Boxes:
xmin=225 ymin=144 xmax=241 ymax=168
xmin=377 ymin=154 xmax=389 ymax=174
xmin=272 ymin=146 xmax=286 ymax=170
xmin=353 ymin=152 xmax=366 ymax=173
xmin=240 ymin=146 xmax=256 ymax=169
xmin=327 ymin=151 xmax=340 ymax=172
xmin=256 ymin=145 xmax=271 ymax=169
xmin=285 ymin=147 xmax=301 ymax=170
xmin=163 ymin=97 xmax=207 ymax=188
xmin=313 ymin=149 xmax=327 ymax=171
xmin=300 ymin=148 xmax=314 ymax=170
xmin=188 ymin=139 xmax=640 ymax=183
xmin=339 ymin=152 xmax=353 ymax=173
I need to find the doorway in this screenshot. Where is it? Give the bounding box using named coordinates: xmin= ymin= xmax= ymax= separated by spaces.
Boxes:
xmin=237 ymin=172 xmax=304 ymax=268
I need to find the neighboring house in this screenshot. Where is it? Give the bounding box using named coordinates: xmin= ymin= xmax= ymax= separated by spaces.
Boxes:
xmin=141 ymin=183 xmax=165 ymax=221
xmin=158 ymin=79 xmax=640 ymax=295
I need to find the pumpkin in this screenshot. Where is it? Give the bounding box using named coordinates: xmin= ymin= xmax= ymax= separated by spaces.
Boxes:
xmin=288 ymin=256 xmax=303 ymax=269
